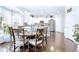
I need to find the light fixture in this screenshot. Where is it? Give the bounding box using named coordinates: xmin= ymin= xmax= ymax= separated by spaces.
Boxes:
xmin=50 ymin=16 xmax=53 ymax=18
xmin=30 ymin=14 xmax=34 ymax=17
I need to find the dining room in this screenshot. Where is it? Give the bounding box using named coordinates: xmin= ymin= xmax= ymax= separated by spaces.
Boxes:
xmin=1 ymin=6 xmax=78 ymax=52
xmin=0 ymin=6 xmax=66 ymax=52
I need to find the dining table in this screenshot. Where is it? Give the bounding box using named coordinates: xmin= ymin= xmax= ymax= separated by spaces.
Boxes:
xmin=20 ymin=32 xmax=40 ymax=39
xmin=12 ymin=26 xmax=45 ymax=51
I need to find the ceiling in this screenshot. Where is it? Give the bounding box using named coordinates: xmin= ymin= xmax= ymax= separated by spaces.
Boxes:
xmin=2 ymin=6 xmax=65 ymax=17
xmin=17 ymin=6 xmax=65 ymax=17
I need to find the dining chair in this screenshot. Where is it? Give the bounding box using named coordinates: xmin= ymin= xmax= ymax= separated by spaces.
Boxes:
xmin=9 ymin=27 xmax=27 ymax=52
xmin=37 ymin=27 xmax=48 ymax=48
xmin=29 ymin=29 xmax=44 ymax=52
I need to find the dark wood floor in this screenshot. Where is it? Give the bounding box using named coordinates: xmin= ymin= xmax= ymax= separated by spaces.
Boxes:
xmin=44 ymin=32 xmax=65 ymax=52
xmin=0 ymin=32 xmax=65 ymax=52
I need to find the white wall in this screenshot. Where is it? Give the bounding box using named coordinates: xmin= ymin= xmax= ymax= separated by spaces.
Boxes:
xmin=55 ymin=13 xmax=65 ymax=33
xmin=55 ymin=15 xmax=61 ymax=32
xmin=64 ymin=6 xmax=79 ymax=51
xmin=64 ymin=6 xmax=79 ymax=40
xmin=73 ymin=7 xmax=79 ymax=24
xmin=64 ymin=7 xmax=74 ymax=40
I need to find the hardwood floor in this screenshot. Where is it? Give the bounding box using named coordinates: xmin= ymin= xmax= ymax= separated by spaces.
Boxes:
xmin=1 ymin=32 xmax=75 ymax=52
xmin=43 ymin=32 xmax=65 ymax=52
xmin=0 ymin=32 xmax=65 ymax=52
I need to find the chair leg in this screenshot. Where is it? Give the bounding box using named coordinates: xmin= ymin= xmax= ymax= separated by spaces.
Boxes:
xmin=14 ymin=43 xmax=15 ymax=52
xmin=23 ymin=45 xmax=25 ymax=52
xmin=42 ymin=42 xmax=44 ymax=51
xmin=46 ymin=39 xmax=47 ymax=44
xmin=35 ymin=46 xmax=37 ymax=52
xmin=28 ymin=42 xmax=29 ymax=52
xmin=45 ymin=37 xmax=47 ymax=45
